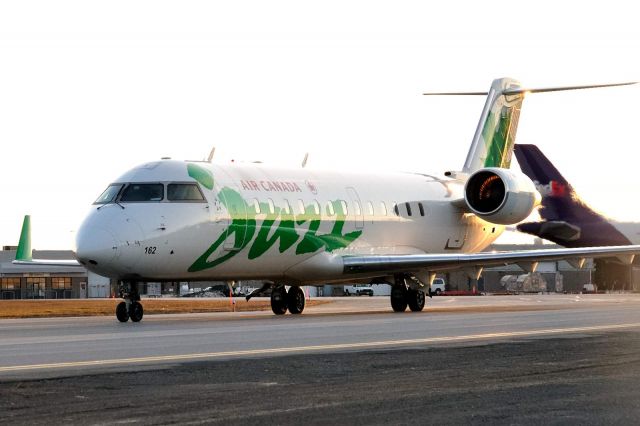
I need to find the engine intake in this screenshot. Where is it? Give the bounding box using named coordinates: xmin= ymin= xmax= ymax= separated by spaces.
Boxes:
xmin=464 ymin=168 xmax=540 ymax=225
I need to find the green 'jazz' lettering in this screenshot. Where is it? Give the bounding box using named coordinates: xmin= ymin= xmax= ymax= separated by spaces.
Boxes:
xmin=248 ymin=201 xmax=298 ymax=260
xmin=188 ymin=189 xmax=362 ymax=272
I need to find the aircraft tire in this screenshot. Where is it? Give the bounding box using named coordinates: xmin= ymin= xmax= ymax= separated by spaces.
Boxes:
xmin=271 ymin=286 xmax=288 ymax=315
xmin=390 ymin=285 xmax=408 ymax=312
xmin=407 ymin=289 xmax=426 ymax=312
xmin=287 ymin=286 xmax=306 ymax=314
xmin=116 ymin=302 xmax=129 ymax=322
xmin=129 ymin=301 xmax=144 ymax=322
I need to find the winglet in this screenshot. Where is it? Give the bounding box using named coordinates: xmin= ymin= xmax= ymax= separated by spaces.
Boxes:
xmin=15 ymin=215 xmax=32 ymax=262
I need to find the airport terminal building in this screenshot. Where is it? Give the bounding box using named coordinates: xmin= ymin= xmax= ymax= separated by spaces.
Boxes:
xmin=0 ymin=247 xmax=110 ymax=299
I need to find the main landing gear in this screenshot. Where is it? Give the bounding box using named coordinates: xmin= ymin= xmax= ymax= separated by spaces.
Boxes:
xmin=270 ymin=285 xmax=306 ymax=315
xmin=391 ymin=275 xmax=427 ymax=313
xmin=116 ymin=281 xmax=144 ymax=323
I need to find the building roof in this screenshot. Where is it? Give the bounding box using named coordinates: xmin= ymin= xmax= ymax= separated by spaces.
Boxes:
xmin=0 ymin=249 xmax=87 ymax=275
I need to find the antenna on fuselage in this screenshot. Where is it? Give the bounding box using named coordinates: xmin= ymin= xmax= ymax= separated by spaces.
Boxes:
xmin=207 ymin=147 xmax=216 ymax=163
xmin=301 ymin=152 xmax=309 ymax=168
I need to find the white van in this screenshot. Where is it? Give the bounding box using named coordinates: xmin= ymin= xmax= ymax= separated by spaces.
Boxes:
xmin=431 ymin=278 xmax=446 ymax=295
xmin=344 ymin=284 xmax=374 ymax=296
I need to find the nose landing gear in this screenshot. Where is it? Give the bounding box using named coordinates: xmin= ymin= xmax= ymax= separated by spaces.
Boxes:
xmin=116 ymin=281 xmax=144 ymax=323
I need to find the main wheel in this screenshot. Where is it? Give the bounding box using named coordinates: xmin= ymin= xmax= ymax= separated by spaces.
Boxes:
xmin=116 ymin=302 xmax=129 ymax=322
xmin=129 ymin=301 xmax=144 ymax=322
xmin=271 ymin=286 xmax=288 ymax=315
xmin=287 ymin=286 xmax=306 ymax=314
xmin=390 ymin=284 xmax=408 ymax=312
xmin=407 ymin=289 xmax=426 ymax=312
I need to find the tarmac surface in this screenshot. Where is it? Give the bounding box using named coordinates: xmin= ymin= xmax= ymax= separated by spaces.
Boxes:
xmin=2 ymin=294 xmax=640 ymax=424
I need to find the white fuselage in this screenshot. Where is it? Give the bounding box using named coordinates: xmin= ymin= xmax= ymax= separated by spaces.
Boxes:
xmin=75 ymin=160 xmax=503 ymax=284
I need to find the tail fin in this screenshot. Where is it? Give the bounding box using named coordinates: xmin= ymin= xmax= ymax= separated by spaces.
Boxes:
xmin=514 ymin=144 xmax=599 ymax=223
xmin=463 ymin=78 xmax=524 ymax=172
xmin=425 ymin=77 xmax=525 ymax=173
xmin=424 ymin=79 xmax=636 ymax=174
xmin=15 ymin=215 xmax=32 ymax=261
xmin=514 ymin=144 xmax=631 ymax=247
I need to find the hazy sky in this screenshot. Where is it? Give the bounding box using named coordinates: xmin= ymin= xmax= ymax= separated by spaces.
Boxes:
xmin=1 ymin=1 xmax=638 ymax=249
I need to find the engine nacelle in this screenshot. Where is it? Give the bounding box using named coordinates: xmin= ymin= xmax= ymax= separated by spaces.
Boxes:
xmin=464 ymin=167 xmax=541 ymax=225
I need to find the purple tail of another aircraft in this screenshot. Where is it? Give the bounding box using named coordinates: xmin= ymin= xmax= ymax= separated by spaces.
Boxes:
xmin=513 ymin=144 xmax=631 ymax=247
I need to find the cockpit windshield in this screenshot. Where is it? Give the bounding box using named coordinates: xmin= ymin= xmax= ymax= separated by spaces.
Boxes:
xmin=94 ymin=184 xmax=124 ymax=204
xmin=94 ymin=182 xmax=207 ymax=205
xmin=167 ymin=183 xmax=205 ymax=201
xmin=120 ymin=183 xmax=164 ymax=202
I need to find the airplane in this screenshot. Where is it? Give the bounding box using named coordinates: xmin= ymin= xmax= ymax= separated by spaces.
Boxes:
xmin=514 ymin=143 xmax=640 ymax=289
xmin=514 ymin=143 xmax=640 ymax=246
xmin=14 ymin=77 xmax=639 ymax=323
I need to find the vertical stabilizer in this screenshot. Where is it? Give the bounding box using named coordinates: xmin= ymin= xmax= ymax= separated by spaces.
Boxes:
xmin=424 ymin=79 xmax=636 ymax=176
xmin=16 ymin=215 xmax=32 ymax=261
xmin=463 ymin=78 xmax=524 ymax=173
xmin=514 ymin=144 xmax=631 ymax=247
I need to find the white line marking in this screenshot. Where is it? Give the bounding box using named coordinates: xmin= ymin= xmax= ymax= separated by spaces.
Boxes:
xmin=2 ymin=323 xmax=639 ymax=373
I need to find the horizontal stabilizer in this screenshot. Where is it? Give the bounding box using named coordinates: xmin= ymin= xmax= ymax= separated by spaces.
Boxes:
xmin=423 ymin=81 xmax=637 ymax=96
xmin=517 ymin=221 xmax=582 ymax=242
xmin=503 ymin=81 xmax=637 ymax=95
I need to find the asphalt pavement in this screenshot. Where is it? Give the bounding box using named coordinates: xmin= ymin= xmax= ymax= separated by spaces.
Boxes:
xmin=2 ymin=294 xmax=640 ymax=425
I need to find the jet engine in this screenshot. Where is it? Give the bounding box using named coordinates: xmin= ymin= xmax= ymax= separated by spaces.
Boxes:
xmin=464 ymin=167 xmax=540 ymax=225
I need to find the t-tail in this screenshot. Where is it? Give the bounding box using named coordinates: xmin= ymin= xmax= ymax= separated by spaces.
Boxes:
xmin=463 ymin=78 xmax=524 ymax=172
xmin=425 ymin=77 xmax=524 ymax=174
xmin=424 ymin=79 xmax=637 ymax=176
xmin=514 ymin=144 xmax=631 ymax=247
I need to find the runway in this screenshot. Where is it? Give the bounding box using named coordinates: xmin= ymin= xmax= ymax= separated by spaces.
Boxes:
xmin=2 ymin=294 xmax=640 ymax=424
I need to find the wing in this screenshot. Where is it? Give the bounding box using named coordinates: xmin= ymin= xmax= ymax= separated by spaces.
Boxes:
xmin=342 ymin=245 xmax=640 ymax=275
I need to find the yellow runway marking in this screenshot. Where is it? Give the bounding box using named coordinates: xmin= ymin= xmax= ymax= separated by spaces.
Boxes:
xmin=2 ymin=323 xmax=639 ymax=373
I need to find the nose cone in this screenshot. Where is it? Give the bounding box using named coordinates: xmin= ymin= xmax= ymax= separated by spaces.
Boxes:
xmin=75 ymin=228 xmax=118 ymax=270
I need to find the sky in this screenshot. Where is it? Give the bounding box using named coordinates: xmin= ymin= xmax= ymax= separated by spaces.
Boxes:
xmin=0 ymin=1 xmax=639 ymax=250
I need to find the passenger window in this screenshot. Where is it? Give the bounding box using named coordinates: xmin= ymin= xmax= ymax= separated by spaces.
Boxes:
xmin=298 ymin=199 xmax=306 ymax=215
xmin=354 ymin=201 xmax=362 ymax=216
xmin=393 ymin=203 xmax=399 ymax=216
xmin=380 ymin=201 xmax=387 ymax=216
xmin=418 ymin=202 xmax=425 ymax=216
xmin=268 ymin=199 xmax=275 ymax=214
xmin=252 ymin=199 xmax=261 ymax=214
xmin=313 ymin=200 xmax=320 ymax=215
xmin=340 ymin=200 xmax=348 ymax=215
xmin=94 ymin=184 xmax=123 ymax=204
xmin=120 ymin=183 xmax=164 ymax=202
xmin=367 ymin=201 xmax=374 ymax=216
xmin=326 ymin=201 xmax=335 ymax=216
xmin=283 ymin=200 xmax=291 ymax=215
xmin=406 ymin=202 xmax=412 ymax=216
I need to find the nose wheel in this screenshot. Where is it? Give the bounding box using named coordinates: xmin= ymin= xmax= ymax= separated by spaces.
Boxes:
xmin=116 ymin=281 xmax=144 ymax=323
